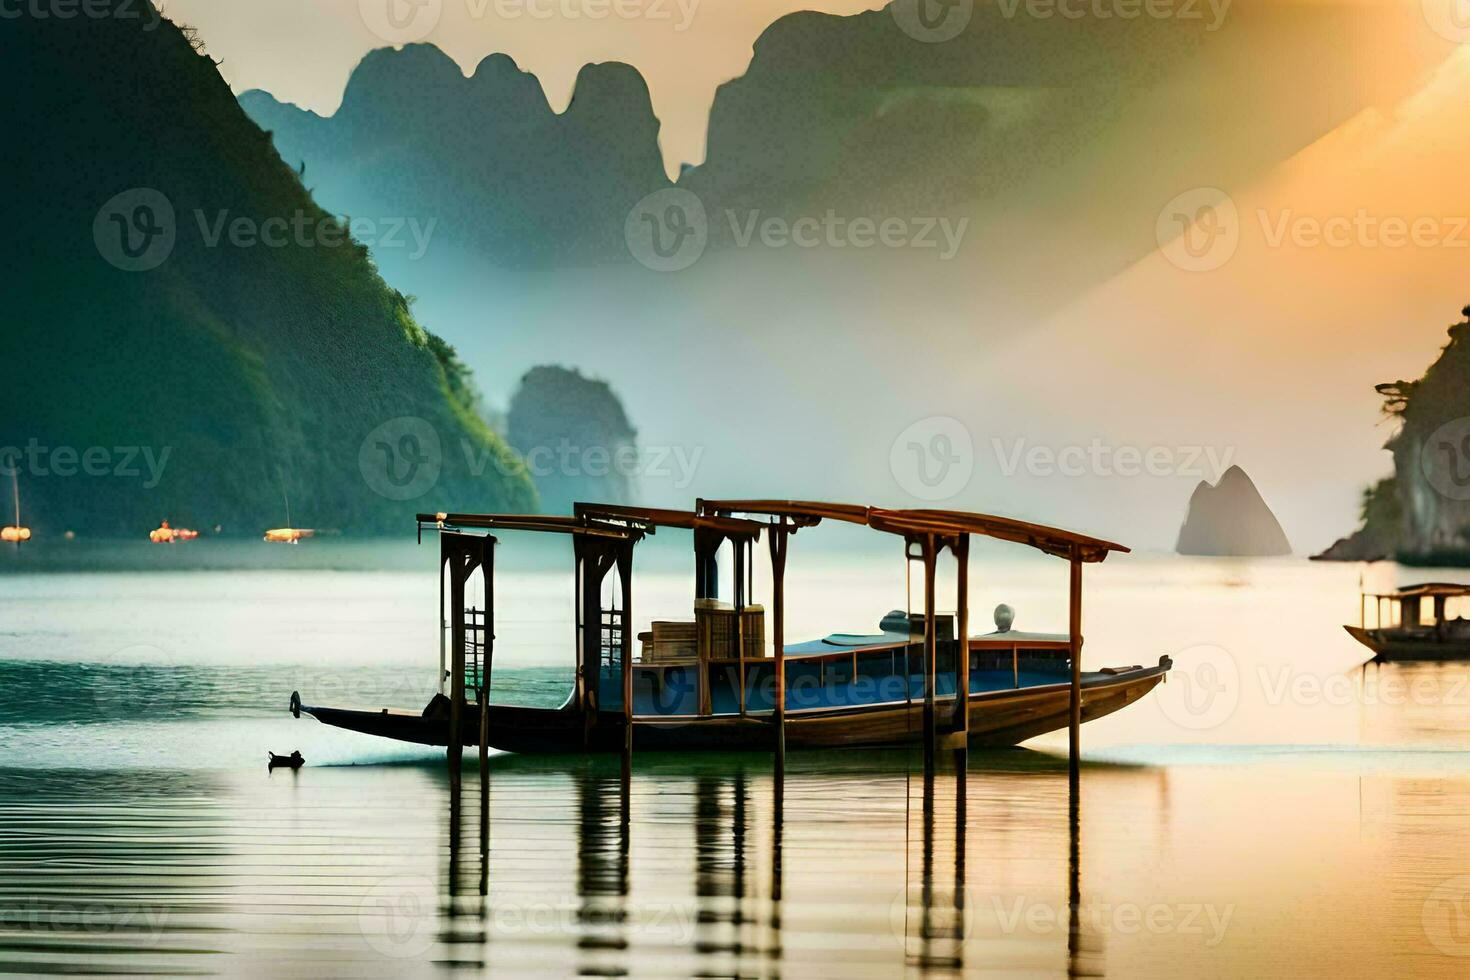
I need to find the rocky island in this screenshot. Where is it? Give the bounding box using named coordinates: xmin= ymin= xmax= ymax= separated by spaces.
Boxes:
xmin=1177 ymin=466 xmax=1292 ymax=556
xmin=1316 ymin=305 xmax=1470 ymax=565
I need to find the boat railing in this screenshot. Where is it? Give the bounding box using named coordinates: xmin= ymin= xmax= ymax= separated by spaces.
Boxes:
xmin=598 ymin=607 xmax=626 ymax=674
xmin=463 ymin=605 xmax=489 ymax=699
xmin=614 ymin=635 xmax=1077 ymax=721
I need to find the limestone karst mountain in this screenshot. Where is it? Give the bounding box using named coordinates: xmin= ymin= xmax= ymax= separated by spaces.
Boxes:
xmin=1177 ymin=466 xmax=1292 ymax=556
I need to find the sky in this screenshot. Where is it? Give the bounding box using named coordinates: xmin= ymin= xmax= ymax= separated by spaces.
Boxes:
xmin=156 ymin=0 xmax=1470 ymax=553
xmin=164 ymin=0 xmax=885 ymax=175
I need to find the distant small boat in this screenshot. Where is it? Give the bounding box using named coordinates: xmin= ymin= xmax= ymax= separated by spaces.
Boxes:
xmin=1346 ymin=582 xmax=1470 ymax=660
xmin=264 ymin=527 xmax=314 ymax=543
xmin=268 ymin=750 xmax=304 ymax=770
xmin=149 ymin=520 xmax=199 ymax=543
xmin=264 ymin=482 xmax=312 ymax=542
xmin=2 ymin=469 xmax=30 ymax=545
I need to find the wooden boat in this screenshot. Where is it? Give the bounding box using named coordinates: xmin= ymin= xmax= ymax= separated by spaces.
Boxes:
xmin=289 ymin=501 xmax=1172 ymax=756
xmin=1345 ymin=582 xmax=1470 ymax=660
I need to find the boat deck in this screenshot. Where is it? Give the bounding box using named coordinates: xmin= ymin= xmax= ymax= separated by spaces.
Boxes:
xmin=597 ymin=631 xmax=1092 ymax=716
xmin=598 ymin=663 xmax=1081 ymax=715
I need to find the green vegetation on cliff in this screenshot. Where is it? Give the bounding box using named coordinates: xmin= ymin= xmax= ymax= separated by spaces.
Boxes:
xmin=0 ymin=3 xmax=535 ymax=536
xmin=1318 ymin=306 xmax=1470 ymax=563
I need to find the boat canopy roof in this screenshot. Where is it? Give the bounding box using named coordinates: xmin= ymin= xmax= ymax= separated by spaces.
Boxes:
xmin=417 ymin=512 xmax=641 ymax=540
xmin=697 ymin=499 xmax=1128 ymax=562
xmin=1372 ymin=582 xmax=1470 ymax=600
xmin=572 ymin=503 xmax=765 ymax=537
xmin=419 ymin=501 xmax=1129 ymax=561
xmin=418 ymin=506 xmax=765 ymax=541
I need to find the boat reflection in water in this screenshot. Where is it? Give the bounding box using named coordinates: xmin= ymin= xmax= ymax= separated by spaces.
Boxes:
xmin=418 ymin=751 xmax=1106 ymax=978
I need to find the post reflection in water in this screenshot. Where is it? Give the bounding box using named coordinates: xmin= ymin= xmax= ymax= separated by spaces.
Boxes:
xmin=573 ymin=767 xmax=630 ymax=962
xmin=428 ymin=752 xmax=1095 ymax=978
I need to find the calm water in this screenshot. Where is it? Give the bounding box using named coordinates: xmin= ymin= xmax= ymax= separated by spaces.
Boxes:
xmin=3 ymin=542 xmax=1470 ymax=976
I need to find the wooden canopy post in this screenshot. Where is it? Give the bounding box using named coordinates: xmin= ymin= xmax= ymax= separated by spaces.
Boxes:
xmin=574 ymin=536 xmax=619 ymax=746
xmin=439 ymin=552 xmax=447 ymax=697
xmin=692 ymin=527 xmax=720 ymax=716
xmin=954 ymin=533 xmax=970 ymax=744
xmin=768 ymin=523 xmax=789 ymax=770
xmin=479 ymin=536 xmax=495 ymax=781
xmin=447 ymin=537 xmax=465 ymax=770
xmin=1068 ymin=546 xmax=1083 ymax=769
xmin=921 ymin=534 xmax=938 ymax=771
xmin=735 ymin=536 xmax=747 ymax=716
xmin=618 ymin=544 xmax=634 ymax=767
xmin=440 ymin=531 xmax=494 ymax=770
